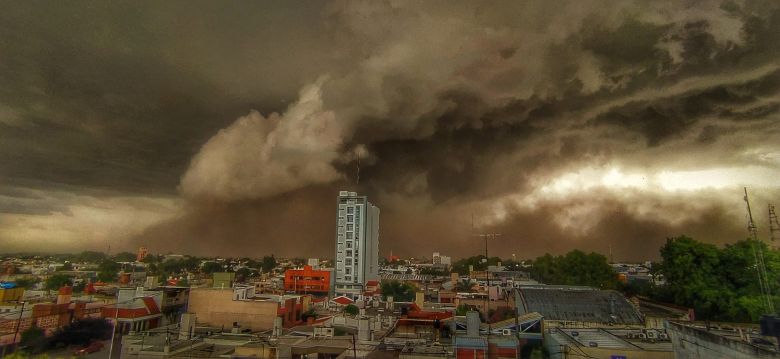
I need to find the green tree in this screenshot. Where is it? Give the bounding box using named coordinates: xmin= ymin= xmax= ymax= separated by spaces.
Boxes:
xmin=261 ymin=255 xmax=277 ymax=273
xmin=49 ymin=318 xmax=112 ymax=347
xmin=14 ymin=278 xmax=40 ymax=289
xmin=655 ymin=235 xmax=728 ymax=319
xmin=75 ymin=251 xmax=107 ymax=263
xmin=97 ymin=260 xmax=120 ymax=282
xmin=112 ymin=252 xmax=137 ymax=262
xmin=454 ymin=279 xmax=475 ymax=293
xmin=20 ymin=326 xmax=47 ymax=353
xmin=235 ymin=267 xmax=253 ymax=282
xmin=201 ymin=262 xmax=223 ymax=274
xmin=419 ymin=267 xmax=448 ymax=276
xmin=301 ymin=308 xmax=317 ymax=321
xmin=344 ymin=304 xmax=359 ymax=315
xmin=652 ymin=235 xmax=780 ymax=322
xmin=451 ymin=255 xmax=501 ymax=275
xmin=57 ymin=262 xmax=73 ymax=271
xmin=455 ymin=304 xmax=478 ymax=316
xmin=45 ymin=274 xmax=72 ymax=291
xmin=530 ymin=250 xmax=618 ymax=289
xmin=380 ymin=280 xmax=416 ymax=301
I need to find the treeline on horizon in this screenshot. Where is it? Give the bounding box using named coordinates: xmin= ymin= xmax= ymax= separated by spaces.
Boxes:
xmin=5 ymin=235 xmax=778 ymax=323
xmin=447 ymin=235 xmax=780 ymax=323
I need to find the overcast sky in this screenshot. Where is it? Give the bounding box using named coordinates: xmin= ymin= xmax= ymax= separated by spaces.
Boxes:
xmin=1 ymin=0 xmax=779 ymax=260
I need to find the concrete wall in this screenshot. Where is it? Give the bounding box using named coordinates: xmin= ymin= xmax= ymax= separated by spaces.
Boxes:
xmin=667 ymin=321 xmax=780 ymax=359
xmin=188 ymin=288 xmax=278 ymax=331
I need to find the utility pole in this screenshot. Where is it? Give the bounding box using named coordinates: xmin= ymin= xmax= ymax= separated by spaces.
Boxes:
xmin=1 ymin=301 xmax=26 ymax=358
xmin=475 ymin=234 xmax=501 ymax=331
xmin=10 ymin=301 xmax=25 ymax=354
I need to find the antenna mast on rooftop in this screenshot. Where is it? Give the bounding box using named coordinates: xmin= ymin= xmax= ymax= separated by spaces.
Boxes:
xmin=769 ymin=204 xmax=780 ymax=244
xmin=744 ymin=188 xmax=774 ymax=313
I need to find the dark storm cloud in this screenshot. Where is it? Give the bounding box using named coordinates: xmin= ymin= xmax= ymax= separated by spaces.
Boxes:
xmin=0 ymin=1 xmax=335 ymax=195
xmin=593 ymin=69 xmax=780 ymax=146
xmin=2 ymin=1 xmax=780 ymax=258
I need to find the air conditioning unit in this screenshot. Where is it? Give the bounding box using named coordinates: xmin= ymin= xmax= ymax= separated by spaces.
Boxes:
xmin=659 ymin=333 xmax=669 ymax=340
xmin=571 ymin=331 xmax=579 ymax=337
xmin=502 ymin=329 xmax=512 ymax=336
xmin=638 ymin=333 xmax=647 ymax=339
xmin=646 ymin=330 xmax=659 ymax=339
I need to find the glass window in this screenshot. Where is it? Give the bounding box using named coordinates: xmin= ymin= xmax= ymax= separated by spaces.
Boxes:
xmin=345 ymin=268 xmax=351 ymax=274
xmin=346 ymin=232 xmax=353 ymax=239
xmin=347 ymin=215 xmax=353 ymax=222
xmin=346 ymin=258 xmax=352 ymax=265
xmin=347 ymin=207 xmax=354 ymax=214
xmin=347 ymin=224 xmax=354 ymax=231
xmin=346 ymin=241 xmax=352 ymax=248
xmin=346 ymin=250 xmax=352 ymax=257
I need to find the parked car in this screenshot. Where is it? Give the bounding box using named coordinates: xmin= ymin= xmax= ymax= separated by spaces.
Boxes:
xmin=73 ymin=341 xmax=104 ymax=356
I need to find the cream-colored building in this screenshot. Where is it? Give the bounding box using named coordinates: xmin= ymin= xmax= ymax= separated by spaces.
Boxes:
xmin=187 ymin=288 xmax=281 ymax=331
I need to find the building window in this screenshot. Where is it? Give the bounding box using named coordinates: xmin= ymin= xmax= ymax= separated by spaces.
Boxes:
xmin=346 ymin=258 xmax=352 ymax=265
xmin=345 ymin=276 xmax=351 ymax=281
xmin=345 ymin=268 xmax=351 ymax=274
xmin=346 ymin=242 xmax=352 ymax=248
xmin=347 ymin=224 xmax=354 ymax=231
xmin=346 ymin=250 xmax=352 ymax=257
xmin=347 ymin=207 xmax=354 ymax=214
xmin=347 ymin=215 xmax=353 ymax=222
xmin=346 ymin=232 xmax=353 ymax=239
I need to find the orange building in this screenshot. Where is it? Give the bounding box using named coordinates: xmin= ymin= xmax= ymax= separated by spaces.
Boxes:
xmin=283 ymin=265 xmax=330 ymax=294
xmin=137 ymin=246 xmax=149 ymax=262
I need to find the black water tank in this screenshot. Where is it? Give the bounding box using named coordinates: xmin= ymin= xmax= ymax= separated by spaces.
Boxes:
xmin=760 ymin=315 xmax=780 ymax=336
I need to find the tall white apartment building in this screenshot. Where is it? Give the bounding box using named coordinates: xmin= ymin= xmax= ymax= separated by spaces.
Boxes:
xmin=334 ymin=191 xmax=380 ymax=298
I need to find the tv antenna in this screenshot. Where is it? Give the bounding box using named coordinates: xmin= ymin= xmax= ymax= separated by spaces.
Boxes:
xmin=744 ymin=188 xmax=774 ymax=313
xmin=769 ymin=204 xmax=780 ymax=243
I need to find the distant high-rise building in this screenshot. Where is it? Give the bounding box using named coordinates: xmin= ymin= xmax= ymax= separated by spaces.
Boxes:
xmin=137 ymin=246 xmax=149 ymax=262
xmin=334 ymin=191 xmax=380 ymax=298
xmin=433 ymin=252 xmax=451 ymax=266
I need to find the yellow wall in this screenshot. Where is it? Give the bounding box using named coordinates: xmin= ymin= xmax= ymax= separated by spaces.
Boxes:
xmin=0 ymin=287 xmax=24 ymax=303
xmin=188 ymin=289 xmax=278 ymax=330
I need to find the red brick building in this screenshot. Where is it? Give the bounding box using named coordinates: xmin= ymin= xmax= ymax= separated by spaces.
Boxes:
xmin=283 ymin=266 xmax=330 ymax=294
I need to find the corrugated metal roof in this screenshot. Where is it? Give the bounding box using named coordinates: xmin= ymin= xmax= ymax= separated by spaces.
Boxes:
xmin=518 ymin=287 xmax=642 ymax=324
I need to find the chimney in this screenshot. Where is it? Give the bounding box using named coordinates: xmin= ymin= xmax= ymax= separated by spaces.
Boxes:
xmin=179 ymin=313 xmax=196 ymax=340
xmin=466 ymin=311 xmax=480 ymax=337
xmin=609 ymin=296 xmax=616 ymax=316
xmin=272 ymin=316 xmax=283 ymax=337
xmin=358 ymin=317 xmax=371 ymax=342
xmin=415 ymin=292 xmax=425 ymax=308
xmin=56 ymin=285 xmax=72 ymax=305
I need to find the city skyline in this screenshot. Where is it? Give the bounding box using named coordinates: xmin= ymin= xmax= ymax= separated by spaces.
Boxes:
xmin=1 ymin=1 xmax=779 ymax=261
